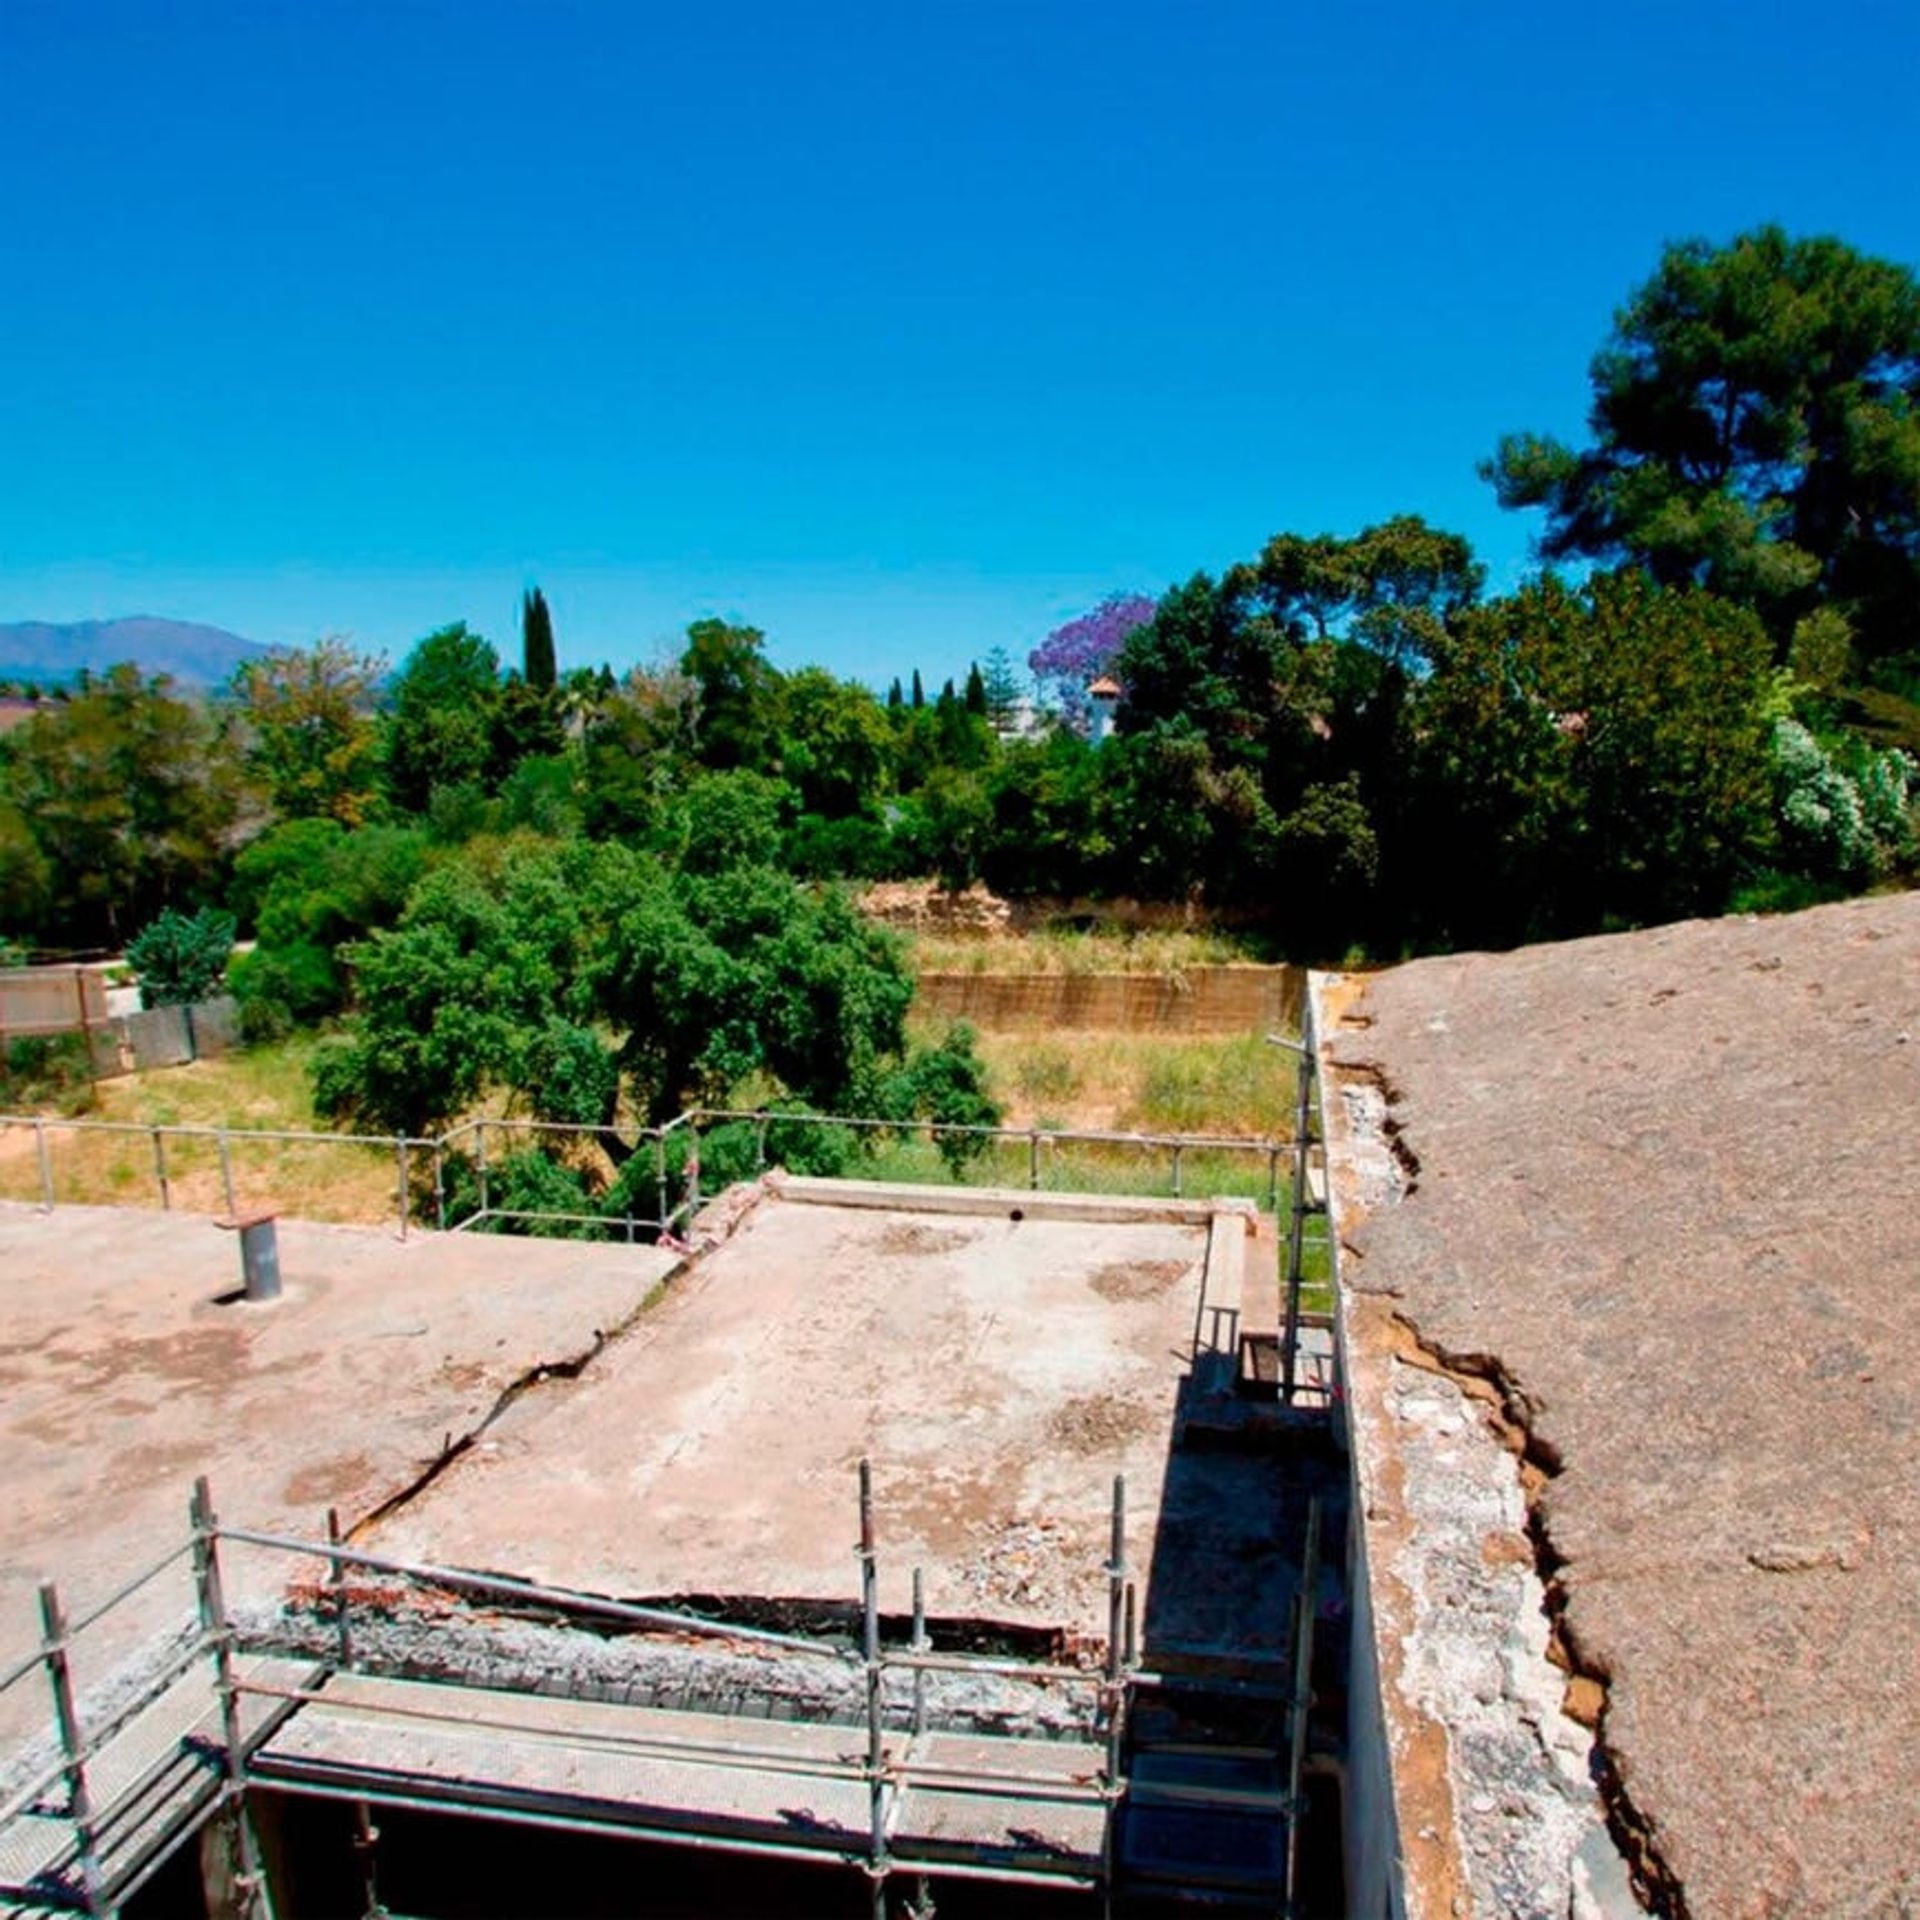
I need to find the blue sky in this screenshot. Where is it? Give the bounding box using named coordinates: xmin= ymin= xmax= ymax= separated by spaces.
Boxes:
xmin=4 ymin=0 xmax=1917 ymax=688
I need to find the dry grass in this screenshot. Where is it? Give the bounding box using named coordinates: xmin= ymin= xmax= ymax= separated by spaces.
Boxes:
xmin=917 ymin=1018 xmax=1295 ymax=1138
xmin=908 ymin=925 xmax=1266 ymax=975
xmin=0 ymin=1036 xmax=405 ymax=1224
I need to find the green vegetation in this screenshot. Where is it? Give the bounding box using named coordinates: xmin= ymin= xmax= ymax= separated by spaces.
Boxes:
xmin=0 ymin=227 xmax=1914 ymax=1220
xmin=124 ymin=906 xmax=234 ymax=1008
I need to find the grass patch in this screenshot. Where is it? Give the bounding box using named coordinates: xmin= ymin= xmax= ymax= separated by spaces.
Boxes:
xmin=924 ymin=1020 xmax=1298 ymax=1139
xmin=1130 ymin=1034 xmax=1288 ymax=1135
xmin=909 ymin=925 xmax=1270 ymax=975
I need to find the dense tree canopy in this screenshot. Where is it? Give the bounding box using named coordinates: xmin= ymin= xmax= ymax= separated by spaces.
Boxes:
xmin=1401 ymin=571 xmax=1779 ymax=943
xmin=384 ymin=623 xmax=504 ymax=811
xmin=230 ymin=638 xmax=385 ymax=825
xmin=1485 ymin=226 xmax=1920 ymax=665
xmin=311 ymin=838 xmax=998 ymax=1218
xmin=1 ymin=666 xmax=239 ymax=944
xmin=0 ymin=224 xmax=1912 ymax=993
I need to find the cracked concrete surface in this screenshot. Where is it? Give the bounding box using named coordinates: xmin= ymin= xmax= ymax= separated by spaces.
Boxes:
xmin=0 ymin=1204 xmax=679 ymax=1750
xmin=1321 ymin=892 xmax=1920 ymax=1917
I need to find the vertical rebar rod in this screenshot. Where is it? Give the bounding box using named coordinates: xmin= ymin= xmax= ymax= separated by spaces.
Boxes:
xmin=755 ymin=1111 xmax=769 ymax=1175
xmin=475 ymin=1121 xmax=490 ymax=1220
xmin=910 ymin=1567 xmax=928 ymax=1742
xmin=686 ymin=1120 xmax=702 ymax=1219
xmin=190 ymin=1477 xmax=268 ymax=1915
xmin=432 ymin=1144 xmax=447 ymax=1233
xmin=393 ymin=1138 xmax=409 ymax=1240
xmin=218 ymin=1130 xmax=237 ymax=1218
xmin=327 ymin=1508 xmax=353 ymax=1672
xmin=38 ymin=1581 xmax=106 ymax=1920
xmin=1170 ymin=1143 xmax=1183 ymax=1198
xmin=1283 ymin=1495 xmax=1323 ymax=1919
xmin=858 ymin=1458 xmax=889 ymax=1919
xmin=1282 ymin=1006 xmax=1317 ymax=1405
xmin=1101 ymin=1474 xmax=1129 ymax=1919
xmin=1028 ymin=1128 xmax=1040 ymax=1191
xmin=653 ymin=1130 xmax=668 ymax=1234
xmin=151 ymin=1126 xmax=171 ymax=1210
xmin=350 ymin=1799 xmax=382 ymax=1920
xmin=1123 ymin=1580 xmax=1137 ymax=1672
xmin=35 ymin=1117 xmax=54 ymax=1211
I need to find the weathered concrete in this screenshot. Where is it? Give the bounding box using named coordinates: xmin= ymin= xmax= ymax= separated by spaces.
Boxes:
xmin=1320 ymin=891 xmax=1920 ymax=1916
xmin=0 ymin=1204 xmax=677 ymax=1746
xmin=367 ymin=1195 xmax=1231 ymax=1642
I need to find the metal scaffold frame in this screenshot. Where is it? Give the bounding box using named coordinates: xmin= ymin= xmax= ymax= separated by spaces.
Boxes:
xmin=0 ymin=1464 xmax=1181 ymax=1920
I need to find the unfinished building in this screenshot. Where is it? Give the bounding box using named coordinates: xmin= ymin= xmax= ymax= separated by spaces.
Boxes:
xmin=0 ymin=1161 xmax=1346 ymax=1917
xmin=7 ymin=886 xmax=1914 ymax=1917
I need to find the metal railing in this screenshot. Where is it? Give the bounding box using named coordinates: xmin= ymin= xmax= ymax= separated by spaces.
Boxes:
xmin=0 ymin=1105 xmax=1312 ymax=1245
xmin=1 ymin=1467 xmax=1143 ymax=1919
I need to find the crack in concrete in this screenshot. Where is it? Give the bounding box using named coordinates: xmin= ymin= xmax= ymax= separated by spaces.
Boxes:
xmin=1385 ymin=1312 xmax=1686 ymax=1920
xmin=345 ymin=1256 xmax=695 ymax=1544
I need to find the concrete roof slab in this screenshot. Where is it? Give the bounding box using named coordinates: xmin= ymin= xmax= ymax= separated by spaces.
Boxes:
xmin=1321 ymin=892 xmax=1920 ymax=1915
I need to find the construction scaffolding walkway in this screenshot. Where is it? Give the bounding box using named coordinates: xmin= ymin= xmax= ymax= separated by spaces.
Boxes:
xmin=1 ymin=1445 xmax=1336 ymax=1920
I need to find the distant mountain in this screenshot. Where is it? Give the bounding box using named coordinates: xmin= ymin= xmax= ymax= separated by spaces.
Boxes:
xmin=0 ymin=617 xmax=271 ymax=687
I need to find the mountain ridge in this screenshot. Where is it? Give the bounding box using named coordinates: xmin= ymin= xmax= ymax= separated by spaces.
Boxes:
xmin=0 ymin=616 xmax=271 ymax=686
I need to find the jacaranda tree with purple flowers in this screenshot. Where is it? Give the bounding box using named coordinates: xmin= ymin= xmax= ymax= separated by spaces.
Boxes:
xmin=1028 ymin=592 xmax=1159 ymax=729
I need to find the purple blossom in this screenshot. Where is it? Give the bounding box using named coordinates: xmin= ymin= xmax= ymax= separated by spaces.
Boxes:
xmin=1029 ymin=592 xmax=1158 ymax=726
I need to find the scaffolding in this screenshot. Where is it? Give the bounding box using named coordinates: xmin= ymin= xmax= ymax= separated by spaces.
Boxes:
xmin=1 ymin=1455 xmax=1328 ymax=1920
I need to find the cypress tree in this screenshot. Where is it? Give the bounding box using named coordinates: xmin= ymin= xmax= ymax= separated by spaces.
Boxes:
xmin=887 ymin=676 xmax=904 ymax=710
xmin=911 ymin=668 xmax=925 ymax=709
xmin=964 ymin=662 xmax=987 ymax=715
xmin=521 ymin=586 xmax=557 ymax=692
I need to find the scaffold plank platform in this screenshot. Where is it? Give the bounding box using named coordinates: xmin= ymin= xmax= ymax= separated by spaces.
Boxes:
xmin=249 ymin=1671 xmax=1110 ymax=1883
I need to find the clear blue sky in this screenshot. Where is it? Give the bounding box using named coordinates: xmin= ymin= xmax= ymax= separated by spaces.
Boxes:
xmin=4 ymin=0 xmax=1917 ymax=688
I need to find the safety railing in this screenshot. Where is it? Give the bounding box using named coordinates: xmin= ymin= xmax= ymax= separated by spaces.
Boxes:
xmin=0 ymin=1105 xmax=1318 ymax=1248
xmin=0 ymin=1466 xmax=1141 ymax=1918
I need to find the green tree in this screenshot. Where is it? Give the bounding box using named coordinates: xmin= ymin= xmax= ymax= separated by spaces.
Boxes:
xmin=981 ymin=732 xmax=1108 ymax=896
xmin=1236 ymin=515 xmax=1483 ymax=668
xmin=384 ymin=623 xmax=503 ymax=812
xmin=126 ymin=906 xmax=236 ymax=1007
xmin=2 ymin=666 xmax=240 ymax=944
xmin=313 ymin=843 xmax=995 ymax=1183
xmin=1484 ymin=227 xmax=1920 ymax=662
xmin=230 ymin=637 xmax=386 ymax=825
xmin=0 ymin=802 xmax=52 ymax=937
xmin=581 ymin=664 xmax=700 ymax=841
xmin=681 ymin=618 xmax=781 ymax=771
xmin=778 ymin=668 xmax=892 ymax=816
xmin=1403 ymin=571 xmax=1777 ymax=943
xmin=980 ymin=646 xmax=1023 ymax=726
xmin=521 ymin=586 xmax=557 ymax=692
xmin=228 ymin=819 xmax=432 ymax=1032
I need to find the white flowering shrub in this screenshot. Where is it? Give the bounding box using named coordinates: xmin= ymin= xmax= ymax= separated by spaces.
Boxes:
xmin=1770 ymin=718 xmax=1915 ymax=881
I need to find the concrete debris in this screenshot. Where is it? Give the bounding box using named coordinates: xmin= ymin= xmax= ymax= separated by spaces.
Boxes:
xmin=1384 ymin=1360 xmax=1638 ymax=1920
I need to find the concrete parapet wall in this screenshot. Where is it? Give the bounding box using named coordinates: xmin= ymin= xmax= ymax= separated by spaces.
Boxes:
xmin=0 ymin=965 xmax=110 ymax=1038
xmin=915 ymin=964 xmax=1303 ymax=1035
